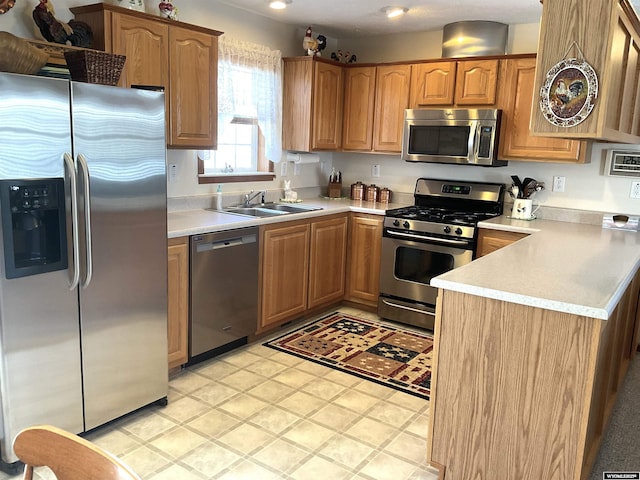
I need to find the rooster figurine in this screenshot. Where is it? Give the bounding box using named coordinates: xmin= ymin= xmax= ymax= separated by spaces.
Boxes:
xmin=302 ymin=26 xmax=316 ymax=55
xmin=33 ymin=0 xmax=93 ymax=47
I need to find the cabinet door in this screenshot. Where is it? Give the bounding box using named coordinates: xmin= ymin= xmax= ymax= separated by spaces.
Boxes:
xmin=498 ymin=57 xmax=586 ymax=162
xmin=373 ymin=65 xmax=411 ymax=152
xmin=111 ymin=13 xmax=169 ymax=92
xmin=454 ymin=59 xmax=499 ymax=105
xmin=308 ymin=215 xmax=348 ymax=309
xmin=169 ymin=26 xmax=217 ymax=148
xmin=342 ymin=66 xmax=376 ymax=150
xmin=346 ymin=214 xmax=383 ymax=307
xmin=410 ymin=61 xmax=456 ymax=107
xmin=476 ymin=229 xmax=528 ymax=257
xmin=260 ymin=223 xmax=310 ymax=329
xmin=167 ymin=238 xmax=188 ymax=369
xmin=312 ymin=61 xmax=343 ymax=150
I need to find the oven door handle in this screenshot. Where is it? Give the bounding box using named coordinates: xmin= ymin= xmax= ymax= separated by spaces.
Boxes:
xmin=386 ymin=229 xmax=471 ymax=246
xmin=380 ymin=298 xmax=435 ymax=316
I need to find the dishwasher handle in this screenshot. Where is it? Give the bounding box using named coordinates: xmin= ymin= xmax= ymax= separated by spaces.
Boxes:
xmin=195 ymin=233 xmax=257 ymax=253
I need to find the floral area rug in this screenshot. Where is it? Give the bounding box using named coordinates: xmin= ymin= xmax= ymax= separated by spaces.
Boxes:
xmin=264 ymin=312 xmax=433 ymax=400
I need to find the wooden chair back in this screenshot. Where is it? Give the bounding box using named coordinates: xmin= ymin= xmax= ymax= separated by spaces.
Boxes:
xmin=13 ymin=425 xmax=141 ymax=480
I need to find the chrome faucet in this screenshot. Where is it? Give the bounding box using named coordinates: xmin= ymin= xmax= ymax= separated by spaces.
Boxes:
xmin=243 ymin=190 xmax=265 ymax=206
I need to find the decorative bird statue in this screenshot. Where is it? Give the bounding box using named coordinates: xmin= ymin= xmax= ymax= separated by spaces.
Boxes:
xmin=32 ymin=0 xmax=93 ymax=47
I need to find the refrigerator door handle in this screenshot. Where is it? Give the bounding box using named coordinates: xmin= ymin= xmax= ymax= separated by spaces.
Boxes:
xmin=77 ymin=153 xmax=93 ymax=288
xmin=63 ymin=153 xmax=81 ymax=290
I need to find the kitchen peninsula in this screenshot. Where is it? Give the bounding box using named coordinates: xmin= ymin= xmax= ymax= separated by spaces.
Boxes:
xmin=428 ymin=217 xmax=640 ymax=480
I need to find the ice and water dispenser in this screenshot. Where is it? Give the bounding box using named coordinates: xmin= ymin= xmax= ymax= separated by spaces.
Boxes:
xmin=0 ymin=178 xmax=67 ymax=279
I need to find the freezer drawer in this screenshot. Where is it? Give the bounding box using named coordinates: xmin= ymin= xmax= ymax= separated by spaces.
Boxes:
xmin=190 ymin=227 xmax=259 ymax=361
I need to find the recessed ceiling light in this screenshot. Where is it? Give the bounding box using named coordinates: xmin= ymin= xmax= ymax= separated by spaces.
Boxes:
xmin=382 ymin=6 xmax=408 ymax=18
xmin=269 ymin=0 xmax=291 ymax=9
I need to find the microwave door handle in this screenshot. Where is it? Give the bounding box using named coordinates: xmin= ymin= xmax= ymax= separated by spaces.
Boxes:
xmin=63 ymin=153 xmax=80 ymax=290
xmin=468 ymin=121 xmax=478 ymax=163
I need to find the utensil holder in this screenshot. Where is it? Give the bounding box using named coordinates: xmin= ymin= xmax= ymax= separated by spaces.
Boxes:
xmin=327 ymin=182 xmax=342 ymax=198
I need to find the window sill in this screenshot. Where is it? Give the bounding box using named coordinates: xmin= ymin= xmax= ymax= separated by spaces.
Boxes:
xmin=198 ymin=173 xmax=276 ymax=184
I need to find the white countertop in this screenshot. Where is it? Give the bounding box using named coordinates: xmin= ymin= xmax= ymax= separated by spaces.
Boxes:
xmin=167 ymin=198 xmax=404 ymax=238
xmin=432 ymin=216 xmax=640 ymax=320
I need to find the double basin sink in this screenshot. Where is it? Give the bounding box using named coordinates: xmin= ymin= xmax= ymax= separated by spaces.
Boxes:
xmin=221 ymin=202 xmax=323 ymax=218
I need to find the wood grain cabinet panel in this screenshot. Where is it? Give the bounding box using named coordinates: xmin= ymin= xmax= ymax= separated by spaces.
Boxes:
xmin=167 ymin=237 xmax=188 ymax=369
xmin=70 ymin=3 xmax=221 ymax=149
xmin=454 ymin=59 xmax=499 ymax=105
xmin=476 ymin=228 xmax=529 ymax=257
xmin=342 ymin=66 xmax=376 ymax=150
xmin=282 ymin=57 xmax=343 ymax=152
xmin=345 ymin=214 xmax=383 ymax=307
xmin=409 ymin=61 xmax=456 ymax=107
xmin=372 ymin=64 xmax=411 ymax=152
xmin=308 ymin=216 xmax=348 ymax=309
xmin=498 ymin=56 xmax=586 ymax=163
xmin=532 ymin=0 xmax=640 ymax=142
xmin=260 ymin=222 xmax=310 ymax=330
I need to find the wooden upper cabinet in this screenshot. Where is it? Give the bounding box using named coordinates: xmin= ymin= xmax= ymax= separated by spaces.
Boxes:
xmin=498 ymin=56 xmax=586 ymax=163
xmin=111 ymin=13 xmax=168 ymax=89
xmin=373 ymin=64 xmax=411 ymax=152
xmin=282 ymin=57 xmax=343 ymax=152
xmin=454 ymin=59 xmax=499 ymax=105
xmin=312 ymin=61 xmax=344 ymax=150
xmin=169 ymin=26 xmax=217 ymax=148
xmin=342 ymin=66 xmax=376 ymax=150
xmin=532 ymin=0 xmax=640 ymax=143
xmin=410 ymin=61 xmax=456 ymax=107
xmin=70 ymin=3 xmax=222 ymax=149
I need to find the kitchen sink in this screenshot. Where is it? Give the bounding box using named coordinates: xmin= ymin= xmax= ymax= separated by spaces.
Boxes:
xmin=221 ymin=202 xmax=323 ymax=218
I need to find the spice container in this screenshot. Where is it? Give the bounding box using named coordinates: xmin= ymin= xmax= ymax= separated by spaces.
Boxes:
xmin=365 ymin=184 xmax=379 ymax=203
xmin=350 ymin=181 xmax=365 ymax=200
xmin=378 ymin=187 xmax=391 ymax=204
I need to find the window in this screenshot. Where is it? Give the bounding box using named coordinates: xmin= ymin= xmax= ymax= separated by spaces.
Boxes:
xmin=198 ymin=37 xmax=282 ymax=183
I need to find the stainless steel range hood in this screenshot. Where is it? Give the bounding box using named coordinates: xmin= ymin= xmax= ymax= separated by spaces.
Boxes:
xmin=442 ymin=21 xmax=508 ymax=58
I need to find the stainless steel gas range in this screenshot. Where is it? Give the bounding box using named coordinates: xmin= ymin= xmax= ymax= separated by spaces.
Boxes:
xmin=378 ymin=178 xmax=505 ymax=330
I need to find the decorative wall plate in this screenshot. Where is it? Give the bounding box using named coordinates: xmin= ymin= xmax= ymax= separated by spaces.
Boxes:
xmin=539 ymin=57 xmax=598 ymax=127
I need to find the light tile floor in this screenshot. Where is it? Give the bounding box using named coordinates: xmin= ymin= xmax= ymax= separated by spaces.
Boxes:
xmin=2 ymin=306 xmax=439 ymax=480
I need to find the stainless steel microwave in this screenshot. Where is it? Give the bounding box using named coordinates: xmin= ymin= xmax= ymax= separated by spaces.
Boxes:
xmin=402 ymin=108 xmax=507 ymax=166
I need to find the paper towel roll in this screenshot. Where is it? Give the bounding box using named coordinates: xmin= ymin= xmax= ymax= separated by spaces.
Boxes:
xmin=286 ymin=153 xmax=320 ymax=164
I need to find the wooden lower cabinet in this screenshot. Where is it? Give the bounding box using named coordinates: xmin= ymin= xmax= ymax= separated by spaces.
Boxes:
xmin=345 ymin=214 xmax=383 ymax=308
xmin=259 ymin=214 xmax=348 ymax=332
xmin=308 ymin=215 xmax=348 ymax=309
xmin=476 ymin=228 xmax=529 ymax=257
xmin=167 ymin=237 xmax=189 ymax=369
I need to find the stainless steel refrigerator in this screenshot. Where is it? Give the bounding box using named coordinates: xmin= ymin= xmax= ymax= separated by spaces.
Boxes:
xmin=0 ymin=72 xmax=168 ymax=469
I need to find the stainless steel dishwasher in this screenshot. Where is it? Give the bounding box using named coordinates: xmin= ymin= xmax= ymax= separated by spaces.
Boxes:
xmin=189 ymin=227 xmax=258 ymax=363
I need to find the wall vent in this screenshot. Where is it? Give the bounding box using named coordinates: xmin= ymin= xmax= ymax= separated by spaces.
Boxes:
xmin=605 ymin=150 xmax=640 ymax=177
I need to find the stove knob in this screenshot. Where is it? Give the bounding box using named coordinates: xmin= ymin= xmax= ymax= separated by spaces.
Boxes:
xmin=455 ymin=227 xmax=463 ymax=235
xmin=393 ymin=219 xmax=400 ymax=227
xmin=443 ymin=226 xmax=451 ymax=234
xmin=403 ymin=221 xmax=410 ymax=229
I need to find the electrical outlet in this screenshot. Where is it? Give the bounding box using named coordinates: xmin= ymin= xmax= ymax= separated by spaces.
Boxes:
xmin=372 ymin=164 xmax=381 ymax=177
xmin=169 ymin=163 xmax=178 ymax=183
xmin=552 ymin=176 xmax=565 ymax=192
xmin=631 ymin=181 xmax=640 ymax=199
xmin=280 ymin=161 xmax=288 ymax=177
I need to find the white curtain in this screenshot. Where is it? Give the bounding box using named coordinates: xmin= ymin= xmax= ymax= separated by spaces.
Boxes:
xmin=218 ymin=36 xmax=283 ymax=163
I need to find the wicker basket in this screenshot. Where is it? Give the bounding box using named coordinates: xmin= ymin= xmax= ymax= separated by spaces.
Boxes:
xmin=63 ymin=50 xmax=126 ymax=86
xmin=0 ymin=32 xmax=49 ymax=75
